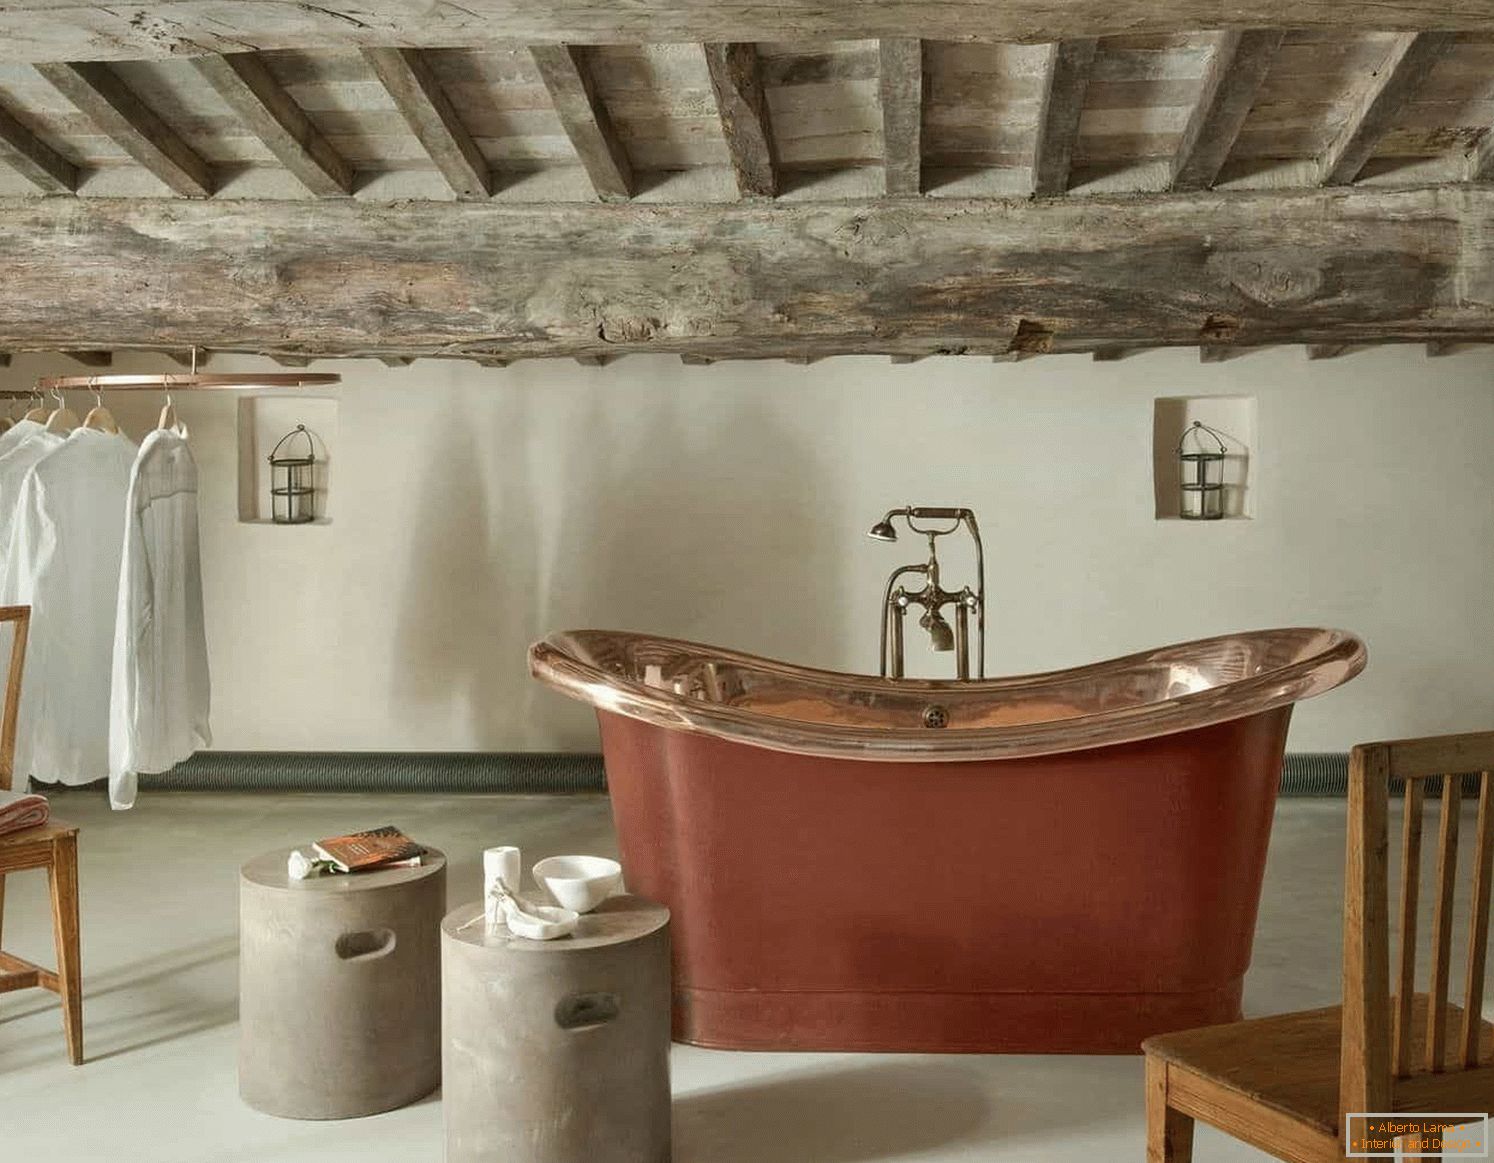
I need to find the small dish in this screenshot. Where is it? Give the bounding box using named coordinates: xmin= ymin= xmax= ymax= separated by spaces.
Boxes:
xmin=533 ymin=855 xmax=623 ymax=914
xmin=503 ymin=901 xmax=579 ymax=941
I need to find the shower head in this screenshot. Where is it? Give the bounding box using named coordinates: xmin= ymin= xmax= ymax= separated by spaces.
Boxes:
xmin=922 ymin=610 xmax=955 ymax=652
xmin=867 ymin=518 xmax=899 ymax=542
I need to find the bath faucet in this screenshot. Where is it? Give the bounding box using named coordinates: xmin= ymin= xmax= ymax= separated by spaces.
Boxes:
xmin=868 ymin=506 xmax=985 ymax=680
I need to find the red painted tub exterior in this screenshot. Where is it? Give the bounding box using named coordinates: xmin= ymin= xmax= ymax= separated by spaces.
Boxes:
xmin=531 ymin=629 xmax=1365 ymax=1054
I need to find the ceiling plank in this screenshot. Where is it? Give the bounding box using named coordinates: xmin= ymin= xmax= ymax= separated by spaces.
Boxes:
xmin=34 ymin=62 xmax=213 ymax=197
xmin=1170 ymin=29 xmax=1283 ymax=192
xmin=363 ymin=48 xmax=492 ymax=200
xmin=703 ymin=42 xmax=775 ymax=199
xmin=0 ymin=4 xmax=1483 ymax=63
xmin=879 ymin=38 xmax=922 ymax=197
xmin=194 ymin=53 xmax=352 ymax=197
xmin=1031 ymin=39 xmax=1098 ymax=197
xmin=1319 ymin=32 xmax=1455 ymax=186
xmin=1 ymin=190 xmax=1493 ymax=358
xmin=529 ymin=44 xmax=632 ymax=201
xmin=0 ymin=98 xmax=76 ymax=193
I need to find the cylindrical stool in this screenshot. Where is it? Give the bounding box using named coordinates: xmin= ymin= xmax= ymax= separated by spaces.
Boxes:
xmin=443 ymin=894 xmax=671 ymax=1163
xmin=239 ymin=846 xmax=446 ymax=1119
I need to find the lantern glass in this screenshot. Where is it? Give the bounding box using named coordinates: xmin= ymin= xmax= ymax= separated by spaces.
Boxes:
xmin=1177 ymin=421 xmax=1228 ymax=520
xmin=268 ymin=424 xmax=317 ymax=525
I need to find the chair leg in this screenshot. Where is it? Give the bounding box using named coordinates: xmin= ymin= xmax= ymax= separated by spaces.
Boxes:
xmin=1145 ymin=1056 xmax=1196 ymax=1162
xmin=47 ymin=833 xmax=82 ymax=1065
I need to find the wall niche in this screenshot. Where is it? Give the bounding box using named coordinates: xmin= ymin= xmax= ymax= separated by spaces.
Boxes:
xmin=237 ymin=394 xmax=339 ymax=525
xmin=1152 ymin=395 xmax=1257 ymax=520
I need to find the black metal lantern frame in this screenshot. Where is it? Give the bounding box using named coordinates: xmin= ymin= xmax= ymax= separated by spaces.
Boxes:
xmin=1177 ymin=420 xmax=1228 ymax=520
xmin=269 ymin=424 xmax=317 ymax=525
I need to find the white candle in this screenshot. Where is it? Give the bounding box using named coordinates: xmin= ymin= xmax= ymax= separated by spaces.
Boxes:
xmin=483 ymin=846 xmax=521 ymax=926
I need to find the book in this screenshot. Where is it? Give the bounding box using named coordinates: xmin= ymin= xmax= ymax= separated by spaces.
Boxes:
xmin=312 ymin=825 xmax=425 ymax=873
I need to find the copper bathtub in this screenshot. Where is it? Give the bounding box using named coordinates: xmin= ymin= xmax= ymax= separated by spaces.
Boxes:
xmin=529 ymin=628 xmax=1365 ymax=1054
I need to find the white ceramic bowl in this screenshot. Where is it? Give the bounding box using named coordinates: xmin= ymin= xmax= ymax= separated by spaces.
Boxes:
xmin=504 ymin=903 xmax=578 ymax=941
xmin=533 ymin=855 xmax=623 ymax=914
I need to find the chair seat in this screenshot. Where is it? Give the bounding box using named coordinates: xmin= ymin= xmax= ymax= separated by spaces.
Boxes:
xmin=1144 ymin=999 xmax=1494 ymax=1137
xmin=0 ymin=817 xmax=79 ymax=848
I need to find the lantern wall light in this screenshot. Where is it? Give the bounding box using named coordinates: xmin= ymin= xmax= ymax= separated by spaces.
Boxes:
xmin=1151 ymin=396 xmax=1256 ymax=521
xmin=268 ymin=423 xmax=318 ymax=524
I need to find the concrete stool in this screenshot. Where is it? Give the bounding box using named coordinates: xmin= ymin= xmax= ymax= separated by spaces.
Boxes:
xmin=239 ymin=846 xmax=446 ymax=1120
xmin=443 ymin=894 xmax=671 ymax=1163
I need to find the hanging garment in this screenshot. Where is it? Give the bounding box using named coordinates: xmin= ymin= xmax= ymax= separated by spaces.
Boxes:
xmin=0 ymin=417 xmax=41 ymax=458
xmin=3 ymin=427 xmax=137 ymax=788
xmin=109 ymin=426 xmax=211 ymax=809
xmin=0 ymin=427 xmax=65 ymax=596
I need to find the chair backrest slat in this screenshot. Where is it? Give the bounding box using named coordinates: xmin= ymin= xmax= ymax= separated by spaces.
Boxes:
xmin=1394 ymin=778 xmax=1425 ymax=1076
xmin=1343 ymin=732 xmax=1494 ymax=1124
xmin=0 ymin=605 xmax=29 ymax=795
xmin=1461 ymin=772 xmax=1494 ymax=1068
xmin=1426 ymin=773 xmax=1463 ymax=1072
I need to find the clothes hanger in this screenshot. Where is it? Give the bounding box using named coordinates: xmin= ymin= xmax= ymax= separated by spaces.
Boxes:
xmin=158 ymin=350 xmax=188 ymax=430
xmin=82 ymin=380 xmax=119 ymax=434
xmin=23 ymin=389 xmax=48 ymax=424
xmin=43 ymin=387 xmax=78 ymax=434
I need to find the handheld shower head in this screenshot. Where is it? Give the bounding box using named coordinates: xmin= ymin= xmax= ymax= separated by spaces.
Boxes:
xmin=867 ymin=518 xmax=899 ymax=542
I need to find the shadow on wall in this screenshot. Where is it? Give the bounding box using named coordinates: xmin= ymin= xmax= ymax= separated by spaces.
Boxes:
xmin=392 ymin=367 xmax=843 ymax=750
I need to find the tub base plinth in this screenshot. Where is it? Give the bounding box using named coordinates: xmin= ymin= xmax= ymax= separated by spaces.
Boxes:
xmin=673 ymin=979 xmax=1244 ymax=1054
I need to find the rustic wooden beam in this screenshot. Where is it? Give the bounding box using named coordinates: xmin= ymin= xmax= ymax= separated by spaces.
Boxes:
xmin=0 ymin=4 xmax=1485 ymax=63
xmin=1426 ymin=340 xmax=1476 ymax=356
xmin=1467 ymin=130 xmax=1494 ymax=183
xmin=1092 ymin=346 xmax=1138 ymax=361
xmin=270 ymin=354 xmax=311 ymax=367
xmin=1170 ymin=29 xmax=1283 ymax=192
xmin=35 ymin=62 xmax=213 ymax=197
xmin=1306 ymin=343 xmax=1352 ymax=359
xmin=193 ymin=53 xmax=352 ymax=197
xmin=573 ymin=354 xmax=611 ymax=366
xmin=680 ymin=354 xmax=716 ymax=365
xmin=703 ymin=43 xmax=775 ymax=199
xmin=0 ymin=98 xmax=76 ymax=193
xmin=530 ymin=44 xmax=632 ymax=201
xmin=1319 ymin=32 xmax=1456 ymax=186
xmin=363 ymin=48 xmax=492 ymax=200
xmin=64 ymin=350 xmax=111 ymax=366
xmin=1031 ymin=39 xmax=1098 ymax=197
xmin=879 ymin=39 xmax=922 ymax=197
xmin=4 ymin=190 xmax=1494 ymax=358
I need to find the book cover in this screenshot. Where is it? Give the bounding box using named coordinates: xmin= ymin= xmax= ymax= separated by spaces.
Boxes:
xmin=312 ymin=825 xmax=425 ymax=873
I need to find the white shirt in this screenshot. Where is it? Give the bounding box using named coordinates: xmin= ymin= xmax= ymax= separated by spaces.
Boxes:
xmin=0 ymin=418 xmax=42 ymax=458
xmin=0 ymin=428 xmax=65 ymax=596
xmin=109 ymin=427 xmax=211 ymax=808
xmin=3 ymin=428 xmax=137 ymax=787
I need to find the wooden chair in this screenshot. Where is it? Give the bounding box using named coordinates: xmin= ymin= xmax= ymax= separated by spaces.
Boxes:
xmin=0 ymin=605 xmax=82 ymax=1064
xmin=1144 ymin=731 xmax=1494 ymax=1162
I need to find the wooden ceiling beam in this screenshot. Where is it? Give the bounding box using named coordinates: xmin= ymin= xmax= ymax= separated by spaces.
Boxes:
xmin=704 ymin=43 xmax=776 ymax=199
xmin=3 ymin=190 xmax=1494 ymax=358
xmin=530 ymin=44 xmax=632 ymax=201
xmin=0 ymin=98 xmax=76 ymax=193
xmin=64 ymin=350 xmax=111 ymax=366
xmin=0 ymin=4 xmax=1485 ymax=63
xmin=194 ymin=53 xmax=352 ymax=197
xmin=35 ymin=62 xmax=213 ymax=197
xmin=879 ymin=39 xmax=922 ymax=197
xmin=1031 ymin=39 xmax=1098 ymax=197
xmin=363 ymin=48 xmax=492 ymax=200
xmin=1170 ymin=29 xmax=1283 ymax=191
xmin=1319 ymin=32 xmax=1455 ymax=186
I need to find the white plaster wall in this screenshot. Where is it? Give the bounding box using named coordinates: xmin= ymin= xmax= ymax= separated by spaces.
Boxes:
xmin=2 ymin=345 xmax=1489 ymax=754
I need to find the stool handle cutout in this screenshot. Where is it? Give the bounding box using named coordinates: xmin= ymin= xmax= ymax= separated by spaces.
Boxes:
xmin=555 ymin=992 xmax=621 ymax=1031
xmin=335 ymin=928 xmax=397 ymax=960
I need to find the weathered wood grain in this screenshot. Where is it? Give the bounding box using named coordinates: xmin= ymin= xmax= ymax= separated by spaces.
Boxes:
xmin=879 ymin=39 xmax=922 ymax=196
xmin=194 ymin=53 xmax=353 ymax=196
xmin=0 ymin=97 xmax=76 ymax=192
xmin=1319 ymin=32 xmax=1456 ymax=185
xmin=1171 ymin=29 xmax=1284 ymax=191
xmin=0 ymin=189 xmax=1492 ymax=358
xmin=704 ymin=43 xmax=775 ymax=198
xmin=530 ymin=44 xmax=632 ymax=200
xmin=0 ymin=4 xmax=1491 ymax=63
xmin=363 ymin=48 xmax=492 ymax=199
xmin=1031 ymin=39 xmax=1097 ymax=196
xmin=35 ymin=61 xmax=213 ymax=196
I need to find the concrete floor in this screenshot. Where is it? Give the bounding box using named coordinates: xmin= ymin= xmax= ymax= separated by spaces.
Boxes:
xmin=0 ymin=793 xmax=1385 ymax=1161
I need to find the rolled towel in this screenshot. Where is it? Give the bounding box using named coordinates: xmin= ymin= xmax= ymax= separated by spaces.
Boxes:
xmin=0 ymin=788 xmax=48 ymax=837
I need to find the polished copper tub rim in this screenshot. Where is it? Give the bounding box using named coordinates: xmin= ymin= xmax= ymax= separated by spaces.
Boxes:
xmin=528 ymin=628 xmax=1367 ymax=762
